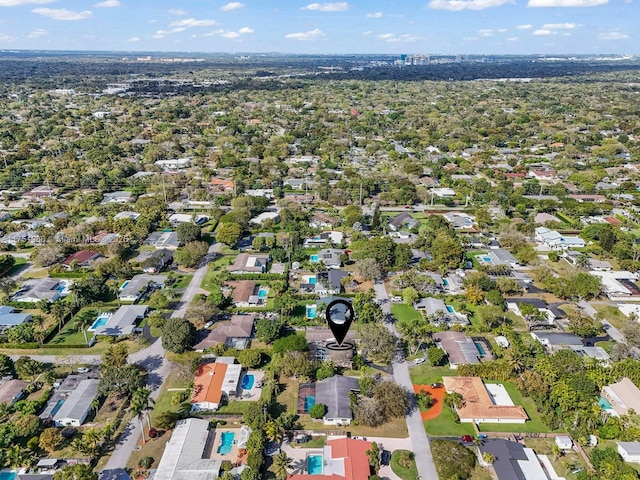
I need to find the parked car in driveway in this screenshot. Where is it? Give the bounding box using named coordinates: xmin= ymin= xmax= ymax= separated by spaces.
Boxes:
xmin=381 ymin=450 xmax=391 ymax=466
xmin=461 ymin=435 xmax=475 ymax=443
xmin=412 ymin=357 xmax=426 ymax=364
xmin=430 ymin=382 xmax=444 ymax=388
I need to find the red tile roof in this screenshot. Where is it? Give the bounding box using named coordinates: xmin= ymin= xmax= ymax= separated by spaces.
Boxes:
xmin=290 ymin=438 xmax=372 ymax=480
xmin=61 ymin=250 xmax=100 ymax=266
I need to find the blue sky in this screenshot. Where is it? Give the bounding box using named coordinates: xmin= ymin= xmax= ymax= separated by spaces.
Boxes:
xmin=0 ymin=0 xmax=636 ymax=54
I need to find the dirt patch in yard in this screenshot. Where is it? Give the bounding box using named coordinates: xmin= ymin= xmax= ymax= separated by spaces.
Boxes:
xmin=413 ymin=384 xmax=445 ymax=421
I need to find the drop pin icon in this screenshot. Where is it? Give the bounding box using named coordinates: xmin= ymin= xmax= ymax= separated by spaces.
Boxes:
xmin=325 ymin=299 xmax=355 ymax=346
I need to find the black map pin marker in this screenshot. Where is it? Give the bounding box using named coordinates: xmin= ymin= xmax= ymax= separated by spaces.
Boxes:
xmin=326 ymin=299 xmax=355 ymax=346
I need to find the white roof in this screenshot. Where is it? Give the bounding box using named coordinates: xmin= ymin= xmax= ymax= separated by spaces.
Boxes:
xmin=53 ymin=379 xmax=99 ymax=424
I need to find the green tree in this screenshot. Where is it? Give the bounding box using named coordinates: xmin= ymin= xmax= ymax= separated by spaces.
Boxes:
xmin=53 ymin=464 xmax=98 ymax=480
xmin=309 ymin=403 xmax=326 ymax=419
xmin=0 ymin=354 xmax=13 ymax=376
xmin=427 ymin=346 xmax=447 ymax=366
xmin=238 ymin=349 xmax=262 ymax=368
xmin=272 ymin=333 xmax=308 ymax=354
xmin=39 ymin=427 xmax=63 ymax=454
xmin=148 ymin=290 xmax=170 ymax=310
xmin=14 ymin=356 xmax=44 ymax=381
xmin=358 ymin=323 xmax=396 ymax=365
xmin=216 ymin=222 xmax=242 ymax=247
xmin=101 ymin=343 xmax=129 ymax=369
xmin=174 ymin=241 xmax=209 ymax=268
xmin=272 ymin=451 xmax=292 ymax=480
xmin=353 ymin=291 xmax=383 ymax=324
xmin=401 ymin=287 xmax=419 ymax=306
xmin=176 ymin=222 xmax=202 ymax=243
xmin=431 ymin=232 xmax=463 ymax=270
xmin=255 ymin=318 xmax=281 ymax=343
xmin=161 ymin=317 xmax=196 ymax=354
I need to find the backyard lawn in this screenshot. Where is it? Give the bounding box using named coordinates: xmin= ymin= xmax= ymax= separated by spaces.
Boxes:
xmin=391 ymin=303 xmax=422 ymax=322
xmin=47 ymin=307 xmax=103 ymax=347
xmin=390 ymin=450 xmax=419 ymax=480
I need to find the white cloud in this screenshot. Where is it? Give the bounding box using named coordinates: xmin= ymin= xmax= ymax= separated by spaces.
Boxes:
xmin=220 ymin=26 xmax=253 ymax=38
xmin=0 ymin=33 xmax=16 ymax=41
xmin=128 ymin=36 xmax=140 ymax=42
xmin=0 ymin=0 xmax=53 ymax=6
xmin=478 ymin=29 xmax=494 ymax=36
xmin=220 ymin=2 xmax=245 ymax=11
xmin=302 ymin=2 xmax=349 ymax=11
xmin=428 ymin=0 xmax=514 ymax=10
xmin=498 ymin=28 xmax=507 ymax=32
xmin=542 ymin=22 xmax=577 ymax=29
xmin=507 ymin=36 xmax=519 ymax=41
xmin=32 ymin=8 xmax=92 ymax=20
xmin=170 ymin=18 xmax=217 ymax=28
xmin=598 ymin=31 xmax=629 ymax=40
xmin=362 ymin=30 xmax=373 ymax=35
xmin=516 ymin=24 xmax=533 ymax=29
xmin=27 ymin=28 xmax=46 ymax=38
xmin=285 ymin=28 xmax=325 ymax=41
xmin=376 ymin=32 xmax=420 ymax=42
xmin=533 ymin=28 xmax=553 ymax=35
xmin=94 ymin=0 xmax=119 ymax=7
xmin=528 ymin=0 xmax=607 ymax=6
xmin=366 ymin=11 xmax=383 ymax=17
xmin=168 ymin=8 xmax=187 ymax=15
xmin=152 ymin=27 xmax=186 ymax=38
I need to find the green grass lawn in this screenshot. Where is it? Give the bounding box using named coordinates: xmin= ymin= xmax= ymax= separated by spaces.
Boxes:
xmin=47 ymin=307 xmax=102 ymax=346
xmin=1 ymin=256 xmax=27 ymax=276
xmin=424 ymin=405 xmax=476 ymax=436
xmin=391 ymin=303 xmax=422 ymax=322
xmin=150 ymin=369 xmax=192 ymax=424
xmin=217 ymin=400 xmax=253 ymax=415
xmin=409 ymin=365 xmax=454 ymax=385
xmin=390 ymin=450 xmax=419 ymax=480
xmin=593 ymin=304 xmax=630 ymax=330
xmin=172 ymin=274 xmax=193 ymax=290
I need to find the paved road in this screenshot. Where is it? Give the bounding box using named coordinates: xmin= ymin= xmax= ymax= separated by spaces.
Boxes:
xmin=373 ymin=282 xmax=440 ymax=480
xmin=103 ymin=243 xmax=221 ymax=470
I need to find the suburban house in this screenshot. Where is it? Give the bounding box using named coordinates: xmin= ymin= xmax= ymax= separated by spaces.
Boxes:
xmin=313 ymin=249 xmax=344 ymax=269
xmin=315 ymin=375 xmax=360 ymax=426
xmin=0 ymin=306 xmax=32 ymax=334
xmin=442 ymin=377 xmax=528 ymax=424
xmin=113 ymin=211 xmax=141 ymax=221
xmin=290 ymin=437 xmax=372 ymax=480
xmin=194 ymin=314 xmax=256 ymax=351
xmin=249 ymin=211 xmax=281 ymax=225
xmin=388 ymin=212 xmax=419 ymax=231
xmin=49 ymin=379 xmax=99 ymax=427
xmin=227 ymin=253 xmax=270 ymax=274
xmin=443 ymin=212 xmax=475 ymax=230
xmin=60 ymin=250 xmax=101 ymax=270
xmin=283 ymin=178 xmax=313 ymax=190
xmin=0 ymin=378 xmax=28 ymax=406
xmin=144 ymin=231 xmax=181 ymax=250
xmin=154 ymin=418 xmax=222 ymax=480
xmin=91 ymin=305 xmax=147 ymax=337
xmin=414 ymin=297 xmax=469 ymax=326
xmin=590 ymin=270 xmax=640 ymax=301
xmin=23 ymin=185 xmax=57 ymax=198
xmin=190 ymin=358 xmax=242 ymax=411
xmin=480 ymin=439 xmax=562 ymax=480
xmin=302 ymin=270 xmax=349 ymax=296
xmin=534 ymin=227 xmax=585 ymax=250
xmin=223 ymin=281 xmax=259 ymax=307
xmin=118 ymin=274 xmax=166 ymax=302
xmin=601 ymin=378 xmax=640 ymax=417
xmin=101 ymin=191 xmax=132 ymax=204
xmin=433 ymin=331 xmax=482 ymax=369
xmin=155 ymin=158 xmax=191 ymax=172
xmin=486 ymin=248 xmax=519 ymax=268
xmin=310 ymin=212 xmax=338 ymax=229
xmin=134 ymin=248 xmax=174 ymax=273
xmin=13 ymin=278 xmax=70 ymax=303
xmin=618 ymin=442 xmax=640 ymax=464
xmin=303 ymin=231 xmax=344 ymax=247
xmin=168 ymin=213 xmax=209 ymax=226
xmin=506 ymin=297 xmax=561 ymax=325
xmin=209 ymin=178 xmax=235 ymax=192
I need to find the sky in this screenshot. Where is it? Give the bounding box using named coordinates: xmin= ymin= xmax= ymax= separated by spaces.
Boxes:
xmin=0 ymin=0 xmax=636 ymax=55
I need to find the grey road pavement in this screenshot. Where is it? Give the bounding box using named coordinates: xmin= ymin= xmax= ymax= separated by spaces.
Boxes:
xmin=373 ymin=282 xmax=440 ymax=480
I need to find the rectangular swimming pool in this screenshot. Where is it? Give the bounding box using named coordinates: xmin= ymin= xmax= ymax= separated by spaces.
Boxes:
xmin=310 ymin=255 xmax=319 ymax=262
xmin=599 ymin=396 xmax=612 ymax=409
xmin=50 ymin=399 xmax=65 ymax=416
xmin=304 ymin=395 xmax=316 ymax=412
xmin=0 ymin=472 xmax=17 ymax=480
xmin=474 ymin=342 xmax=487 ymax=356
xmin=307 ymin=455 xmax=323 ymax=475
xmin=307 ymin=305 xmax=317 ymax=319
xmin=217 ymin=431 xmax=235 ymax=455
xmin=89 ymin=314 xmax=111 ymax=331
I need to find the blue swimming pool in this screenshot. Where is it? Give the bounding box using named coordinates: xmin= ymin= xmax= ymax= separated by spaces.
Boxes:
xmin=482 ymin=256 xmax=493 ymax=263
xmin=307 ymin=455 xmax=323 ymax=475
xmin=304 ymin=395 xmax=316 ymax=412
xmin=446 ymin=305 xmax=455 ymax=313
xmin=258 ymin=288 xmax=269 ymax=299
xmin=443 ymin=279 xmax=449 ymax=286
xmin=310 ymin=255 xmax=319 ymax=262
xmin=307 ymin=305 xmax=317 ymax=319
xmin=55 ymin=283 xmax=66 ymax=293
xmin=241 ymin=374 xmax=255 ymax=390
xmin=0 ymin=472 xmax=17 ymax=480
xmin=89 ymin=314 xmax=111 ymax=331
xmin=51 ymin=399 xmax=65 ymax=416
xmin=599 ymin=396 xmax=612 ymax=409
xmin=475 ymin=342 xmax=487 ymax=356
xmin=217 ymin=431 xmax=235 ymax=455
xmin=120 ymin=280 xmax=130 ymax=289
xmin=309 ymin=277 xmax=317 ymax=284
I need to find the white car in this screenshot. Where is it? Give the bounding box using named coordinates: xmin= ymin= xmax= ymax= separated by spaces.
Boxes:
xmin=77 ymin=367 xmax=90 ymax=373
xmin=412 ymin=358 xmax=426 ymax=365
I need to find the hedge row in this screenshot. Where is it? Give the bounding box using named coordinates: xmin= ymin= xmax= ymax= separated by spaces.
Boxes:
xmin=227 ymin=273 xmax=286 ymax=281
xmin=0 ymin=342 xmax=39 ymax=349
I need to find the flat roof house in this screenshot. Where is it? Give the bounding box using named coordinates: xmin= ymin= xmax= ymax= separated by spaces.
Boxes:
xmin=0 ymin=378 xmax=28 ymax=406
xmin=191 ymin=359 xmax=242 ymax=411
xmin=227 ymin=253 xmax=270 ymax=274
xmin=144 ymin=231 xmax=181 ymax=250
xmin=0 ymin=306 xmax=32 ymax=334
xmin=194 ymin=314 xmax=255 ymax=351
xmin=154 ymin=418 xmax=222 ymax=480
xmin=92 ymin=305 xmax=148 ymax=337
xmin=442 ymin=376 xmax=528 ymax=424
xmin=52 ymin=379 xmax=99 ymax=427
xmin=414 ymin=298 xmax=469 ymax=326
xmin=314 ymin=249 xmax=344 ymax=269
xmin=310 ymin=270 xmax=349 ymax=296
xmin=113 ymin=211 xmax=141 ymax=221
xmin=487 ymin=248 xmax=519 ymax=268
xmin=535 ymin=227 xmax=585 ymax=250
xmin=433 ymin=331 xmax=481 ymax=369
xmin=315 ymin=375 xmax=360 ymax=426
xmin=13 ymin=278 xmax=68 ymax=303
xmin=118 ymin=274 xmax=166 ymax=302
xmin=60 ymin=250 xmax=101 ymax=270
xmin=602 ymin=378 xmax=640 ymax=417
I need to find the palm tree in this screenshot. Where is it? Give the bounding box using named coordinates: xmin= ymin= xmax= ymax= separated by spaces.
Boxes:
xmin=50 ymin=302 xmax=69 ymax=331
xmin=75 ymin=314 xmax=90 ymax=345
xmin=366 ymin=443 xmax=380 ymax=474
xmin=265 ymin=420 xmax=284 ymax=444
xmin=272 ymin=451 xmax=292 ymax=480
xmin=130 ymin=387 xmax=154 ymax=443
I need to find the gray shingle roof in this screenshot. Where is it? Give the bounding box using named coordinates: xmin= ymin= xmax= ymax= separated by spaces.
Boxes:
xmin=315 ymin=376 xmax=359 ymax=421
